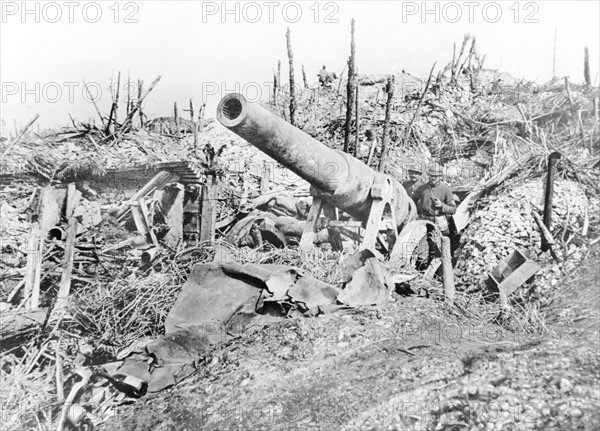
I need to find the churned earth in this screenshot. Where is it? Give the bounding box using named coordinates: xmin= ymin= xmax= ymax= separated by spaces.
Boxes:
xmin=106 ymin=246 xmax=599 ymax=431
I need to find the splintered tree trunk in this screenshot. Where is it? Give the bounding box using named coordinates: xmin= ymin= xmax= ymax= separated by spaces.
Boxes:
xmin=174 ymin=102 xmax=179 ymax=136
xmin=137 ymin=80 xmax=144 ymax=128
xmin=277 ymin=60 xmax=281 ymax=91
xmin=344 ymin=18 xmax=356 ymax=153
xmin=584 ymin=47 xmax=591 ymax=86
xmin=106 ymin=71 xmax=121 ymax=134
xmin=198 ymin=102 xmax=206 ymax=133
xmin=190 ymin=99 xmax=198 ymax=147
xmin=354 ymin=84 xmax=360 ymax=158
xmin=126 ymin=72 xmax=131 ymax=118
xmin=286 ymin=28 xmax=296 ymax=125
xmin=378 ymin=75 xmax=395 ymax=173
xmin=272 ymin=71 xmax=277 ymax=105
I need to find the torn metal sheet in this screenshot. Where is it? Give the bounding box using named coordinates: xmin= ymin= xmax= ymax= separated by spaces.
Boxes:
xmin=164 ymin=263 xmax=263 ymax=336
xmin=287 ymin=276 xmax=341 ymax=309
xmin=337 ymin=258 xmax=392 ymax=307
xmin=166 ymin=262 xmax=340 ymax=337
xmin=108 ymin=327 xmax=211 ymax=393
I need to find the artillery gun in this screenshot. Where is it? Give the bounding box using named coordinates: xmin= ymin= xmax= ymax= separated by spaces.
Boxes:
xmin=216 ymin=93 xmax=440 ymax=265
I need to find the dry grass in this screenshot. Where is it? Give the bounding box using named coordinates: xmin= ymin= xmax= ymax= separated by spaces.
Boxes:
xmin=69 ymin=244 xmax=342 ymax=352
xmin=0 ymin=346 xmax=57 ymax=431
xmin=70 ymin=271 xmax=181 ymax=350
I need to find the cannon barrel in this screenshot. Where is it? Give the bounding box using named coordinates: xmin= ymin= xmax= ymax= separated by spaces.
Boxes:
xmin=217 ymin=93 xmax=413 ymax=227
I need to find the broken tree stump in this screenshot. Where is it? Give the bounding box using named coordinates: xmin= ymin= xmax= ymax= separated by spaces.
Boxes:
xmin=286 ymin=27 xmax=296 ymax=125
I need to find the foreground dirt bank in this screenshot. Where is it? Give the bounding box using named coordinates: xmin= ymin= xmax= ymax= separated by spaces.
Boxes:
xmin=106 ymin=247 xmax=599 ymax=431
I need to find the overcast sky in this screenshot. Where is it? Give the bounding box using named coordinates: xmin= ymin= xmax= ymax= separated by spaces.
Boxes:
xmin=1 ymin=0 xmax=598 ymax=133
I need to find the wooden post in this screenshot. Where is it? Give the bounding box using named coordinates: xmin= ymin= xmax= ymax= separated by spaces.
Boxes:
xmin=55 ymin=218 xmax=78 ymax=306
xmin=441 ymin=236 xmax=455 ymax=304
xmin=542 ymin=152 xmax=562 ymax=251
xmin=323 ymin=204 xmax=343 ymax=252
xmin=299 ymin=196 xmax=323 ymax=251
xmin=138 ymin=197 xmax=159 ymax=247
xmin=378 ymin=75 xmax=395 ymax=173
xmin=261 ymin=161 xmax=272 ymax=194
xmin=344 ymin=18 xmax=356 ymax=153
xmin=23 ymin=223 xmax=40 ymax=310
xmin=286 ymin=28 xmax=296 ymax=125
xmin=200 ymin=179 xmax=217 ymax=243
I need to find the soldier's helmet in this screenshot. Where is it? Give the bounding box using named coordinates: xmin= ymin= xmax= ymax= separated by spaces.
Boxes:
xmin=407 ymin=162 xmax=422 ymax=174
xmin=427 ymin=163 xmax=444 ymax=176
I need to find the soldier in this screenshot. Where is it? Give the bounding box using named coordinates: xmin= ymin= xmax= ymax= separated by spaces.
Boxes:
xmin=318 ymin=65 xmax=336 ymax=87
xmin=413 ymin=163 xmax=456 ymax=235
xmin=402 ymin=163 xmax=424 ymax=200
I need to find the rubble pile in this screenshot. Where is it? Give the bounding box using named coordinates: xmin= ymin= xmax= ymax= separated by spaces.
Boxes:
xmin=455 ymin=179 xmax=599 ymax=291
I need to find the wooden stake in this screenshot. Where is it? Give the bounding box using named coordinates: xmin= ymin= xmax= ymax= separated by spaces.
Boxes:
xmin=30 ymin=232 xmax=44 ymax=310
xmin=378 ymin=75 xmax=395 ymax=173
xmin=542 ymin=152 xmax=561 ymax=251
xmin=286 ymin=28 xmax=296 ymax=125
xmin=56 ymin=340 xmax=64 ymax=402
xmin=23 ymin=223 xmax=40 ymax=310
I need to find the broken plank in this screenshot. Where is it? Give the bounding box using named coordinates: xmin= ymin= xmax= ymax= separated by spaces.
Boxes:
xmin=200 ymin=182 xmax=217 ymax=243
